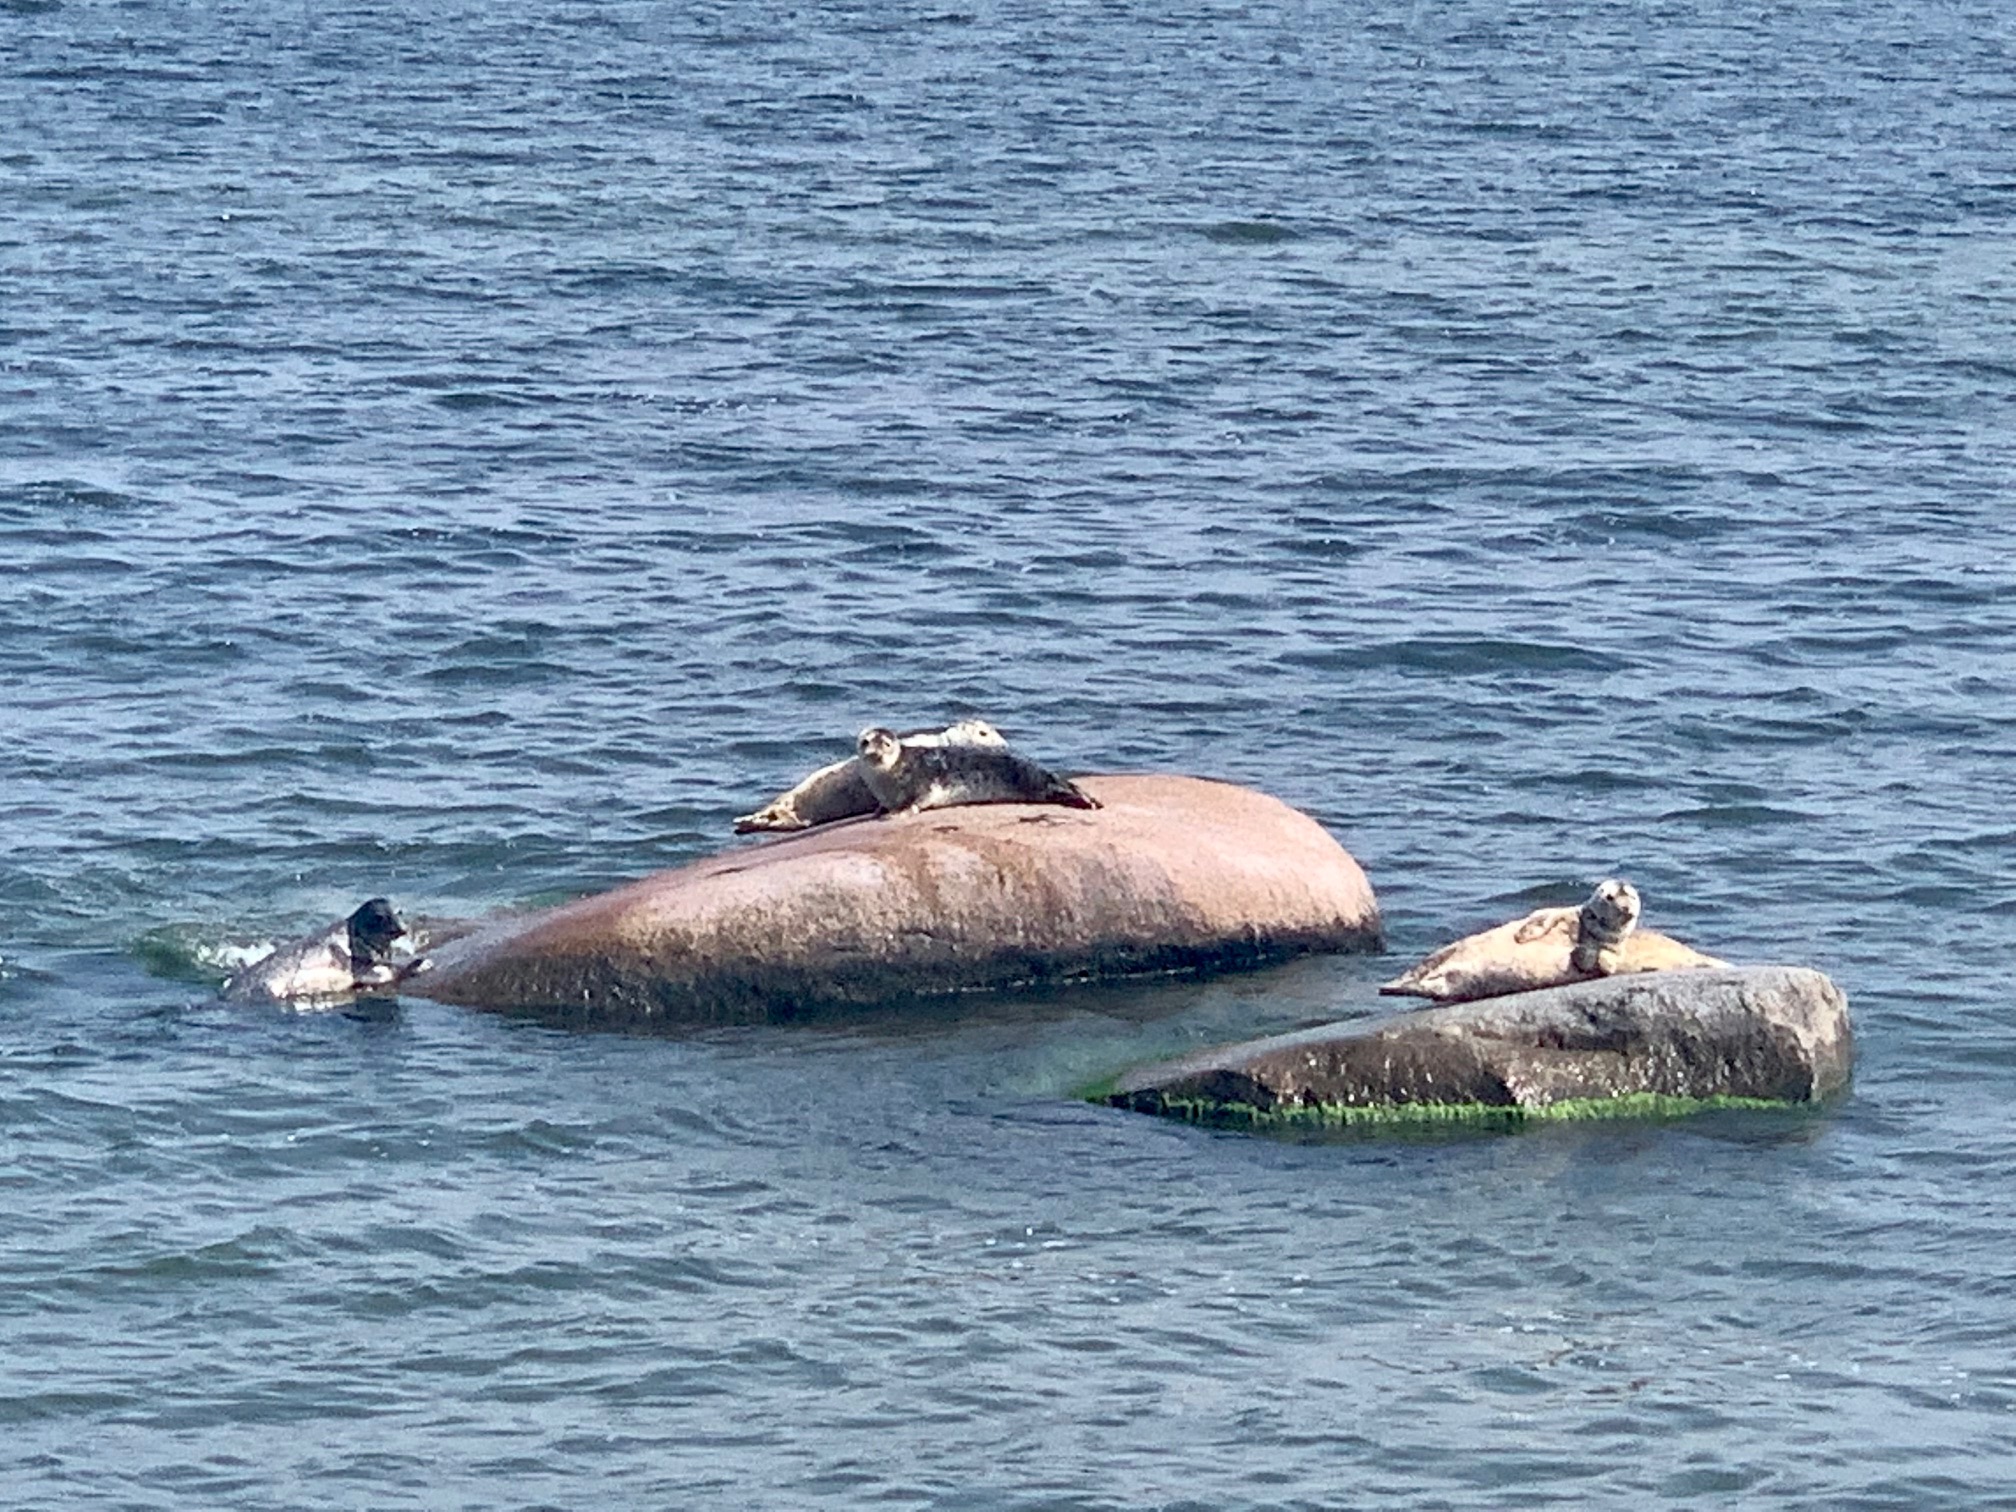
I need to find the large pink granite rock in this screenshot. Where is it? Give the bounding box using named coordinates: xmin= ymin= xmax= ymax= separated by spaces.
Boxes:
xmin=409 ymin=775 xmax=1381 ymax=1026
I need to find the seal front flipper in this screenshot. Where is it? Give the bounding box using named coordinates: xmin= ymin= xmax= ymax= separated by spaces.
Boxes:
xmin=354 ymin=953 xmax=433 ymax=995
xmin=1512 ymin=909 xmax=1576 ymax=946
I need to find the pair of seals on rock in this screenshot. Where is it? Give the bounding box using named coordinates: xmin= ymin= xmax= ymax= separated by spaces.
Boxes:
xmin=734 ymin=720 xmax=1097 ymax=833
xmin=1379 ymin=879 xmax=1727 ymax=1004
xmin=733 ymin=719 xmax=1004 ymax=833
xmin=221 ymin=897 xmax=429 ymax=1005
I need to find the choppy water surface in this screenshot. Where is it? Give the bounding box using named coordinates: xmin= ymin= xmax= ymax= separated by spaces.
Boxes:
xmin=6 ymin=1 xmax=2016 ymax=1505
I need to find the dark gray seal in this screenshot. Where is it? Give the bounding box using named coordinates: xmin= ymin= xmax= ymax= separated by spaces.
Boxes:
xmin=854 ymin=726 xmax=1099 ymax=816
xmin=221 ymin=897 xmax=428 ymax=1004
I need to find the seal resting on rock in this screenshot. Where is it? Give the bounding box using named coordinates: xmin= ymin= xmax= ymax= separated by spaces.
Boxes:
xmin=734 ymin=720 xmax=1006 ymax=833
xmin=1380 ymin=879 xmax=1725 ymax=1004
xmin=855 ymin=725 xmax=1098 ymax=816
xmin=221 ymin=897 xmax=429 ymax=1005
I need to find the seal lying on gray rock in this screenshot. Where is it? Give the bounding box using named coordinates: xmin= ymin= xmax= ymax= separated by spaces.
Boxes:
xmin=733 ymin=720 xmax=1008 ymax=833
xmin=1380 ymin=878 xmax=1725 ymax=1004
xmin=221 ymin=898 xmax=429 ymax=1004
xmin=855 ymin=725 xmax=1099 ymax=816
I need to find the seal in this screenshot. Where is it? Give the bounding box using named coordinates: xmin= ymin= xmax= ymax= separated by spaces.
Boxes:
xmin=733 ymin=720 xmax=1008 ymax=833
xmin=733 ymin=758 xmax=875 ymax=834
xmin=1379 ymin=878 xmax=1725 ymax=1004
xmin=220 ymin=897 xmax=429 ymax=1004
xmin=854 ymin=725 xmax=1100 ymax=816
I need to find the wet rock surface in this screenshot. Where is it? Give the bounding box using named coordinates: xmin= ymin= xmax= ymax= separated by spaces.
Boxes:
xmin=409 ymin=775 xmax=1381 ymax=1026
xmin=1107 ymin=966 xmax=1852 ymax=1128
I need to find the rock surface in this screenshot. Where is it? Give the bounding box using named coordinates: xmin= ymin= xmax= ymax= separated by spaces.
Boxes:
xmin=409 ymin=775 xmax=1381 ymax=1026
xmin=1106 ymin=966 xmax=1851 ymax=1128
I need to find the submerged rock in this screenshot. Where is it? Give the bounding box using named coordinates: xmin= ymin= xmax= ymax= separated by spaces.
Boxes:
xmin=409 ymin=775 xmax=1381 ymax=1026
xmin=1104 ymin=966 xmax=1851 ymax=1130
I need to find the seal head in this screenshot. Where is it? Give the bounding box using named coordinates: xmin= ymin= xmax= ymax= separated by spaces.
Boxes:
xmin=347 ymin=897 xmax=407 ymax=966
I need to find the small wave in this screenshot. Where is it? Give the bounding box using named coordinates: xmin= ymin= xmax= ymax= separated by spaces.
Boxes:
xmin=1481 ymin=878 xmax=1609 ymax=910
xmin=1286 ymin=637 xmax=1622 ymax=676
xmin=1657 ymin=803 xmax=1817 ymax=827
xmin=131 ymin=923 xmax=269 ymax=984
xmin=431 ymin=389 xmax=535 ymax=411
xmin=0 ymin=477 xmax=152 ymax=518
xmin=84 ymin=1225 xmax=310 ymax=1285
xmin=1203 ymin=220 xmax=1296 ymax=245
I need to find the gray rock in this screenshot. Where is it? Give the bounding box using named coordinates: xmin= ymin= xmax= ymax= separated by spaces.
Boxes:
xmin=408 ymin=775 xmax=1381 ymax=1026
xmin=1105 ymin=966 xmax=1851 ymax=1129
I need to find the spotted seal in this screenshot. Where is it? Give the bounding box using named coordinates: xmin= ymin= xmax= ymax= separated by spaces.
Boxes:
xmin=1379 ymin=878 xmax=1725 ymax=1004
xmin=854 ymin=725 xmax=1099 ymax=816
xmin=221 ymin=897 xmax=429 ymax=1004
xmin=733 ymin=720 xmax=1007 ymax=833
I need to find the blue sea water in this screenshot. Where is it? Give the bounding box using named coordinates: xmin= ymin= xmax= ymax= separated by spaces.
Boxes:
xmin=6 ymin=0 xmax=2016 ymax=1505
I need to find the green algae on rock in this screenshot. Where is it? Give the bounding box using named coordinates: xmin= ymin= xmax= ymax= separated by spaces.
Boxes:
xmin=1105 ymin=966 xmax=1850 ymax=1133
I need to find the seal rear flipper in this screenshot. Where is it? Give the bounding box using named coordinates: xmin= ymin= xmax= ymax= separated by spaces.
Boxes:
xmin=1378 ymin=937 xmax=1463 ymax=998
xmin=734 ymin=806 xmax=808 ymax=834
xmin=1378 ymin=966 xmax=1443 ymax=997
